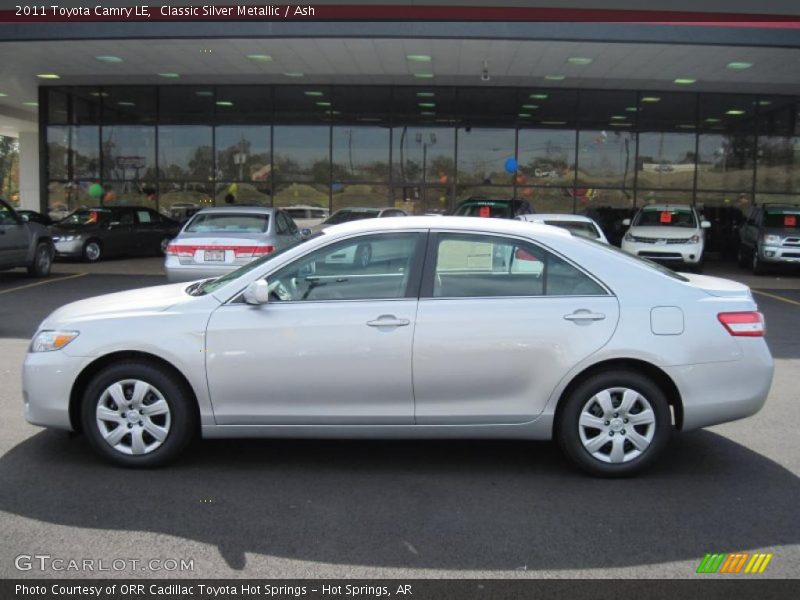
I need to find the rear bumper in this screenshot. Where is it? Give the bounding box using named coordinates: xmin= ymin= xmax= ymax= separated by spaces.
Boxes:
xmin=164 ymin=258 xmax=238 ymax=283
xmin=666 ymin=340 xmax=773 ymax=431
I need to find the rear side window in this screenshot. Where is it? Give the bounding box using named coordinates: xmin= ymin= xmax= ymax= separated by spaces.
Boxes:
xmin=430 ymin=233 xmax=606 ymax=298
xmin=185 ymin=213 xmax=269 ymax=233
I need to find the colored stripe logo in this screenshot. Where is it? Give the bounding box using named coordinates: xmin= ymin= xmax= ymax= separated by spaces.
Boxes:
xmin=697 ymin=552 xmax=773 ymax=574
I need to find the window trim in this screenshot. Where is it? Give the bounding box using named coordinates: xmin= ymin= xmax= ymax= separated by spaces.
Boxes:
xmin=419 ymin=229 xmax=612 ymax=300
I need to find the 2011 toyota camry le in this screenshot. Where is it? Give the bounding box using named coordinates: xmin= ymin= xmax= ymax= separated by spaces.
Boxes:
xmin=22 ymin=217 xmax=774 ymax=476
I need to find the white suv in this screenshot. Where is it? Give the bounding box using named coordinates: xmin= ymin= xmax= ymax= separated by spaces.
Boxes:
xmin=621 ymin=204 xmax=710 ymax=272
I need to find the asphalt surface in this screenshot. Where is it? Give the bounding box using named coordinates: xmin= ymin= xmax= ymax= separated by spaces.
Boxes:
xmin=0 ymin=258 xmax=798 ymax=579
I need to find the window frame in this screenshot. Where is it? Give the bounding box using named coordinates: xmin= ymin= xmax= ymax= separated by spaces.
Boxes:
xmin=243 ymin=230 xmax=430 ymax=304
xmin=419 ymin=230 xmax=611 ymax=300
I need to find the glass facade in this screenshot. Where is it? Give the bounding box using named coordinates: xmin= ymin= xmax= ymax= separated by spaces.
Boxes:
xmin=42 ymin=85 xmax=800 ymax=219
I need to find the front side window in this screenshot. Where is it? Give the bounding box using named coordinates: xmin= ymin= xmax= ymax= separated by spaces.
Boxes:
xmin=431 ymin=233 xmax=606 ymax=298
xmin=185 ymin=213 xmax=269 ymax=234
xmin=267 ymin=233 xmax=420 ymax=302
xmin=59 ymin=208 xmax=111 ymax=227
xmin=0 ymin=201 xmax=17 ymax=225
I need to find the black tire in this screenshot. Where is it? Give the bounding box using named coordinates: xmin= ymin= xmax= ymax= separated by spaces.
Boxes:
xmin=556 ymin=370 xmax=672 ymax=477
xmin=355 ymin=243 xmax=372 ymax=268
xmin=82 ymin=239 xmax=102 ymax=262
xmin=737 ymin=247 xmax=748 ymax=269
xmin=80 ymin=361 xmax=197 ymax=468
xmin=27 ymin=241 xmax=53 ymax=277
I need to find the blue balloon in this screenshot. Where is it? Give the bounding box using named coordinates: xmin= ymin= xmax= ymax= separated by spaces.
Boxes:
xmin=504 ymin=157 xmax=518 ymax=173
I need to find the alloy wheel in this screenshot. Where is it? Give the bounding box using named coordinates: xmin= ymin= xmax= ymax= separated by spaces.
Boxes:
xmin=85 ymin=242 xmax=101 ymax=262
xmin=95 ymin=379 xmax=172 ymax=456
xmin=36 ymin=244 xmax=52 ymax=273
xmin=577 ymin=387 xmax=656 ymax=464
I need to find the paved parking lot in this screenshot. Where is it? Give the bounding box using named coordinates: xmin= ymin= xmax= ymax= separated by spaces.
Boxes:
xmin=0 ymin=258 xmax=798 ymax=579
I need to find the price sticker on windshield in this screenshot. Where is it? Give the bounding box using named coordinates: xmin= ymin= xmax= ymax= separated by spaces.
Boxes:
xmin=785 ymin=215 xmax=797 ymax=227
xmin=479 ymin=206 xmax=491 ymax=218
xmin=660 ymin=211 xmax=672 ymax=224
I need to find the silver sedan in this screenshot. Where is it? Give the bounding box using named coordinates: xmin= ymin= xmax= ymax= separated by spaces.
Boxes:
xmin=23 ymin=217 xmax=773 ymax=476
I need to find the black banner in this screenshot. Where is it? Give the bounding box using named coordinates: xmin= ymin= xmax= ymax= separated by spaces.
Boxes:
xmin=4 ymin=580 xmax=800 ymax=600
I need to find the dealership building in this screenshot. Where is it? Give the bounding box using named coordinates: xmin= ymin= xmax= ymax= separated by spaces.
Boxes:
xmin=1 ymin=0 xmax=799 ymax=223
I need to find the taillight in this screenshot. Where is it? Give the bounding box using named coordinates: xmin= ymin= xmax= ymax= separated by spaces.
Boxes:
xmin=718 ymin=312 xmax=765 ymax=337
xmin=166 ymin=243 xmax=194 ymax=258
xmin=234 ymin=245 xmax=274 ymax=258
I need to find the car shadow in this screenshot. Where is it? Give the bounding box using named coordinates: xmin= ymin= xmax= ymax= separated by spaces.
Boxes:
xmin=0 ymin=430 xmax=797 ymax=572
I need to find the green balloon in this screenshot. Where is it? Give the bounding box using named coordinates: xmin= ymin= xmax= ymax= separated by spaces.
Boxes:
xmin=88 ymin=183 xmax=104 ymax=198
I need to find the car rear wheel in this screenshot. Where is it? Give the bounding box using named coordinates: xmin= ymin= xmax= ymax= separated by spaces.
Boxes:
xmin=27 ymin=242 xmax=53 ymax=277
xmin=80 ymin=361 xmax=197 ymax=468
xmin=556 ymin=370 xmax=672 ymax=477
xmin=83 ymin=240 xmax=102 ymax=262
xmin=752 ymin=252 xmax=766 ymax=275
xmin=737 ymin=247 xmax=748 ymax=269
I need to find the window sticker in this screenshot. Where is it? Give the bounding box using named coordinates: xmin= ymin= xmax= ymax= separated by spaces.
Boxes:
xmin=785 ymin=215 xmax=797 ymax=227
xmin=479 ymin=206 xmax=491 ymax=218
xmin=660 ymin=211 xmax=672 ymax=224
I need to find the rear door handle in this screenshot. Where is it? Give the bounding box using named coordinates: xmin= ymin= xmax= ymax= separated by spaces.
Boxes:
xmin=564 ymin=311 xmax=606 ymax=322
xmin=367 ymin=315 xmax=410 ymax=328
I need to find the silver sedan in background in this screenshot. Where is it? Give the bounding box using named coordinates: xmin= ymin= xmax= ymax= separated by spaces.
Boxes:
xmin=24 ymin=217 xmax=773 ymax=476
xmin=164 ymin=206 xmax=302 ymax=282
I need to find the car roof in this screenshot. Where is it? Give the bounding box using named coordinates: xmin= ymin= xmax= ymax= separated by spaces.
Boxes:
xmin=638 ymin=204 xmax=695 ymax=211
xmin=192 ymin=206 xmax=275 ymax=214
xmin=322 ymin=215 xmax=571 ymax=240
xmin=520 ymin=214 xmax=596 ymax=223
xmin=457 ymin=197 xmax=518 ymax=204
xmin=333 ymin=206 xmax=394 ymax=212
xmin=286 ymin=204 xmax=328 ymax=210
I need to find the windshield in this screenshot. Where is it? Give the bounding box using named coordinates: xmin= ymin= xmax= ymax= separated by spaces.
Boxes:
xmin=187 ymin=234 xmax=322 ymax=296
xmin=58 ymin=209 xmax=111 ymax=227
xmin=543 ymin=220 xmax=600 ymax=239
xmin=763 ymin=208 xmax=800 ymax=229
xmin=633 ymin=208 xmax=697 ymax=228
xmin=324 ymin=209 xmax=380 ymax=225
xmin=185 ymin=213 xmax=269 ymax=233
xmin=454 ymin=201 xmax=512 ymax=218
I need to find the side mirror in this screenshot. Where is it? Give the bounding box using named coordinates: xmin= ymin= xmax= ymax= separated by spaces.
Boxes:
xmin=300 ymin=228 xmax=312 ymax=238
xmin=243 ymin=279 xmax=270 ymax=305
xmin=701 ymin=220 xmax=711 ymax=229
xmin=622 ymin=218 xmax=631 ymax=226
xmin=19 ymin=213 xmax=30 ymax=222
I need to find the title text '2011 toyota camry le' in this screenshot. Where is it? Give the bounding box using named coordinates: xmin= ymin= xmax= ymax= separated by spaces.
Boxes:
xmin=22 ymin=217 xmax=773 ymax=477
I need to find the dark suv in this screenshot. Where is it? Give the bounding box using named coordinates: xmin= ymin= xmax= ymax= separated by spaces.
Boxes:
xmin=452 ymin=197 xmax=534 ymax=219
xmin=738 ymin=203 xmax=800 ymax=274
xmin=0 ymin=198 xmax=54 ymax=277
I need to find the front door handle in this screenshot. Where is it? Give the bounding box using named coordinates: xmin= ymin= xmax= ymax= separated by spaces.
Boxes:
xmin=367 ymin=315 xmax=410 ymax=328
xmin=564 ymin=310 xmax=606 ymax=322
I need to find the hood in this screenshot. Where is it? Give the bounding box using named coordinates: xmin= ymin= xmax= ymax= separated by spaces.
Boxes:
xmin=680 ymin=274 xmax=752 ymax=299
xmin=628 ymin=226 xmax=700 ymax=239
xmin=41 ymin=282 xmax=196 ymax=327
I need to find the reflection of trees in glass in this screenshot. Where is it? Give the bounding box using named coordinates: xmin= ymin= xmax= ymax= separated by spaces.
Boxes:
xmin=216 ymin=140 xmax=270 ymax=182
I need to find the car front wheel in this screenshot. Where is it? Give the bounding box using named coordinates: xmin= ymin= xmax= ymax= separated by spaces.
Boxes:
xmin=556 ymin=370 xmax=672 ymax=477
xmin=80 ymin=361 xmax=197 ymax=467
xmin=83 ymin=240 xmax=102 ymax=262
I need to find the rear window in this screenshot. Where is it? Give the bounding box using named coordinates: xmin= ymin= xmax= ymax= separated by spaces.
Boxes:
xmin=185 ymin=213 xmax=269 ymax=233
xmin=454 ymin=201 xmax=512 ymax=218
xmin=763 ymin=209 xmax=800 ymax=229
xmin=633 ymin=208 xmax=697 ymax=228
xmin=543 ymin=220 xmax=600 ymax=239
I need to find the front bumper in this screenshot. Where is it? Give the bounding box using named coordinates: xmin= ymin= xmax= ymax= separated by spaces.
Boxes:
xmin=759 ymin=245 xmax=800 ymax=264
xmin=23 ymin=348 xmax=91 ymax=431
xmin=666 ymin=339 xmax=773 ymax=431
xmin=621 ymin=241 xmax=703 ymax=265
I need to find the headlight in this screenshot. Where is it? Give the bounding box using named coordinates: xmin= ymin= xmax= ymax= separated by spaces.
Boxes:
xmin=762 ymin=234 xmax=781 ymax=245
xmin=30 ymin=330 xmax=79 ymax=353
xmin=624 ymin=233 xmax=635 ymax=242
xmin=689 ymin=234 xmax=700 ymax=243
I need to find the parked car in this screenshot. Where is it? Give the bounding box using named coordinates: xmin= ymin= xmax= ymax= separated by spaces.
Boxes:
xmin=17 ymin=209 xmax=54 ymax=226
xmin=284 ymin=205 xmax=329 ymax=229
xmin=738 ymin=203 xmax=800 ymax=275
xmin=50 ymin=206 xmax=179 ymax=262
xmin=164 ymin=206 xmax=302 ymax=282
xmin=0 ymin=198 xmax=54 ymax=277
xmin=621 ymin=204 xmax=710 ymax=272
xmin=24 ymin=217 xmax=772 ymax=476
xmin=165 ymin=202 xmax=201 ymax=225
xmin=516 ymin=213 xmax=609 ymax=244
xmin=452 ymin=197 xmax=534 ymax=219
xmin=314 ymin=206 xmax=407 ymax=229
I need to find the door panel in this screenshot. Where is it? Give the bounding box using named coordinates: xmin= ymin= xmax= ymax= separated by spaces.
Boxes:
xmin=206 ymin=300 xmax=417 ymax=425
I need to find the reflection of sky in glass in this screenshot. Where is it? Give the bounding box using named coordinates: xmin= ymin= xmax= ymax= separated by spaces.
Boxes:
xmin=457 ymin=128 xmax=515 ymax=178
xmin=103 ymin=126 xmax=155 ymax=172
xmin=273 ymin=126 xmax=329 ymax=166
xmin=333 ymin=127 xmax=389 ymax=168
xmin=158 ymin=126 xmax=212 ymax=169
xmin=638 ymin=133 xmax=695 ymax=163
